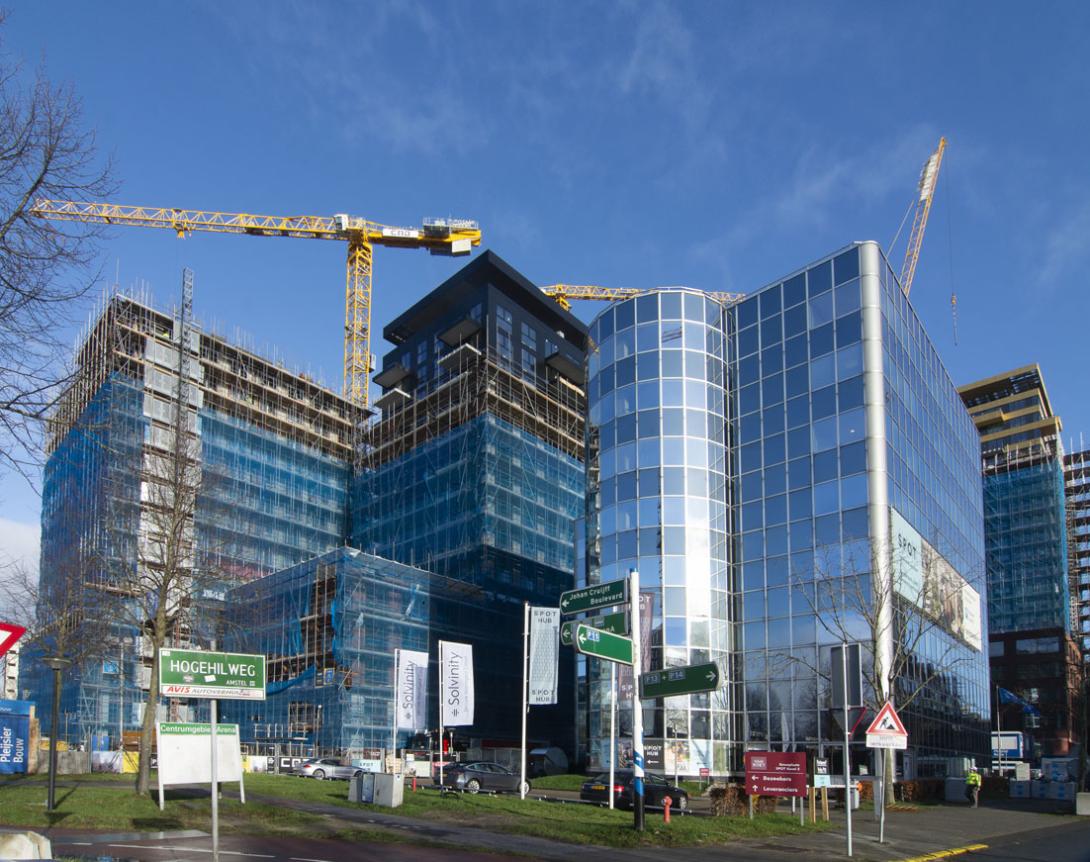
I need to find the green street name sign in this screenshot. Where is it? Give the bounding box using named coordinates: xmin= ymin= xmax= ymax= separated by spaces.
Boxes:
xmin=639 ymin=662 xmax=720 ymax=699
xmin=560 ymin=581 xmax=627 ymax=616
xmin=574 ymin=623 xmax=633 ymax=665
xmin=159 ymin=648 xmax=266 ymax=701
xmin=561 ymin=611 xmax=628 ymax=646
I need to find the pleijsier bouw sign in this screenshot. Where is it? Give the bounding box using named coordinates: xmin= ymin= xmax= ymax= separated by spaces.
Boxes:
xmin=744 ymin=751 xmax=807 ymax=797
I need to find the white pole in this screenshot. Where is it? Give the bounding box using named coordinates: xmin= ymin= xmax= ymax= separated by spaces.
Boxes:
xmin=438 ymin=642 xmax=445 ymax=789
xmin=520 ymin=602 xmax=529 ymax=800
xmin=210 ymin=697 xmax=219 ymax=862
xmin=879 ymin=746 xmax=886 ymax=843
xmin=609 ymin=662 xmax=616 ymax=810
xmin=842 ymin=643 xmax=852 ymax=858
xmin=392 ymin=649 xmax=399 ymax=775
xmin=629 ymin=568 xmax=645 ymax=831
xmin=996 ymin=685 xmax=1003 ymax=777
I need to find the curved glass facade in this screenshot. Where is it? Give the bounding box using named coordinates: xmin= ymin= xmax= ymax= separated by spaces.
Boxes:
xmin=582 ymin=289 xmax=738 ymax=775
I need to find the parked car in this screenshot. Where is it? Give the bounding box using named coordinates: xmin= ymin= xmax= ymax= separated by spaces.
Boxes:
xmin=293 ymin=757 xmax=363 ymax=780
xmin=434 ymin=761 xmax=530 ymax=794
xmin=580 ymin=769 xmax=688 ymax=810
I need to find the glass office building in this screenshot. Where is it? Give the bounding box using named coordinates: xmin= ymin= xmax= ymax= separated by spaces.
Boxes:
xmin=735 ymin=242 xmax=989 ymax=774
xmin=582 ymin=289 xmax=736 ymax=774
xmin=581 ymin=241 xmax=990 ymax=776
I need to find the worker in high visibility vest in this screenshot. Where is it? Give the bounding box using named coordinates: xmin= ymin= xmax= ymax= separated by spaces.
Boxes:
xmin=965 ymin=767 xmax=982 ymax=808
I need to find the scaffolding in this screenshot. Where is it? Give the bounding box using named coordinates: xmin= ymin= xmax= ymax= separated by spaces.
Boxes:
xmin=32 ymin=285 xmax=361 ymax=745
xmin=1064 ymin=444 xmax=1090 ymax=657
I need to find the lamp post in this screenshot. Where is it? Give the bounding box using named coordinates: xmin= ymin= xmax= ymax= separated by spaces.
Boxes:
xmin=43 ymin=656 xmax=72 ymax=812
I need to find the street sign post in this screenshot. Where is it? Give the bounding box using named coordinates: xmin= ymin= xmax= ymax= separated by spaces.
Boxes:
xmin=865 ymin=701 xmax=906 ymax=847
xmin=744 ymin=751 xmax=807 ymax=797
xmin=159 ymin=648 xmax=267 ymax=701
xmin=0 ymin=622 xmax=26 ymax=658
xmin=865 ymin=702 xmax=908 ymax=750
xmin=639 ymin=662 xmax=720 ymax=699
xmin=573 ymin=624 xmax=633 ymax=665
xmin=560 ymin=581 xmax=627 ymax=616
xmin=560 ymin=611 xmax=627 ymax=646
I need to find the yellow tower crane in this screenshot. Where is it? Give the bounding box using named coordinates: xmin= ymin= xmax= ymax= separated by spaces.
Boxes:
xmin=29 ymin=200 xmax=482 ymax=409
xmin=899 ymin=136 xmax=946 ymax=297
xmin=540 ymin=284 xmax=746 ymax=311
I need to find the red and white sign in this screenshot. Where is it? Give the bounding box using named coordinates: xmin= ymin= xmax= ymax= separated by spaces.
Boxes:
xmin=744 ymin=751 xmax=807 ymax=797
xmin=0 ymin=622 xmax=26 ymax=658
xmin=866 ymin=701 xmax=908 ymax=750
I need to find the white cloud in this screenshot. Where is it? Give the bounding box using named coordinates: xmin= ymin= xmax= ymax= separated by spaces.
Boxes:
xmin=1037 ymin=201 xmax=1090 ymax=290
xmin=0 ymin=517 xmax=39 ymax=580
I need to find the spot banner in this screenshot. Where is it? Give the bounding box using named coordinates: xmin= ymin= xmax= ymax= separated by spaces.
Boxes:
xmin=528 ymin=607 xmax=560 ymax=705
xmin=395 ymin=649 xmax=429 ymax=731
xmin=439 ymin=640 xmax=474 ymax=727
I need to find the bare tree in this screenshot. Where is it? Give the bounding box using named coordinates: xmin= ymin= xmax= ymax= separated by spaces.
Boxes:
xmin=0 ymin=11 xmax=116 ymax=477
xmin=780 ymin=534 xmax=985 ymax=805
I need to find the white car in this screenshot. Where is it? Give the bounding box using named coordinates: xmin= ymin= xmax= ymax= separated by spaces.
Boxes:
xmin=294 ymin=757 xmax=363 ymax=780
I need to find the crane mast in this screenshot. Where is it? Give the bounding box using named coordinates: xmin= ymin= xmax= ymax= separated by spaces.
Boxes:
xmin=29 ymin=200 xmax=482 ymax=408
xmin=899 ymin=137 xmax=946 ymax=297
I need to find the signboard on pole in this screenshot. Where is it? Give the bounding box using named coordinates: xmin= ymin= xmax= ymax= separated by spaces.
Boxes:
xmin=573 ymin=623 xmax=633 ymax=665
xmin=155 ymin=722 xmax=244 ymax=809
xmin=0 ymin=622 xmax=25 ymax=658
xmin=830 ymin=644 xmax=862 ymax=709
xmin=560 ymin=611 xmax=627 ymax=646
xmin=865 ymin=701 xmax=908 ymax=750
xmin=439 ymin=641 xmax=474 ymax=726
xmin=528 ymin=608 xmax=560 ymax=705
xmin=560 ymin=581 xmax=627 ymax=616
xmin=159 ymin=648 xmax=266 ymax=701
xmin=0 ymin=700 xmax=32 ymax=775
xmin=813 ymin=757 xmax=832 ymax=788
xmin=394 ymin=649 xmax=429 ymax=730
xmin=744 ymin=751 xmax=807 ymax=797
xmin=639 ymin=662 xmax=720 ymax=699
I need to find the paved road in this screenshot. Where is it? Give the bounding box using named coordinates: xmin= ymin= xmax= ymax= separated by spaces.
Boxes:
xmin=37 ymin=787 xmax=1090 ymax=862
xmin=969 ymin=819 xmax=1090 ymax=861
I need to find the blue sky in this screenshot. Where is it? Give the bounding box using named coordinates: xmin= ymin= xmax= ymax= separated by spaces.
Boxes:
xmin=2 ymin=0 xmax=1088 ymax=569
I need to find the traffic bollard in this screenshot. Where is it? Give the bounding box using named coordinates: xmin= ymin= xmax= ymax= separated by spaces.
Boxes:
xmin=412 ymin=774 xmax=417 ymax=792
xmin=663 ymin=794 xmax=672 ymax=824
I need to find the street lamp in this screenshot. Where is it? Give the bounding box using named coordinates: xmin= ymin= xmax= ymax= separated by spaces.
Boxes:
xmin=43 ymin=656 xmax=72 ymax=813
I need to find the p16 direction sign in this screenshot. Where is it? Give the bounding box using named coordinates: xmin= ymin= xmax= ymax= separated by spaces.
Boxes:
xmin=573 ymin=623 xmax=633 ymax=665
xmin=560 ymin=611 xmax=627 ymax=646
xmin=560 ymin=581 xmax=627 ymax=616
xmin=159 ymin=648 xmax=266 ymax=701
xmin=639 ymin=662 xmax=720 ymax=699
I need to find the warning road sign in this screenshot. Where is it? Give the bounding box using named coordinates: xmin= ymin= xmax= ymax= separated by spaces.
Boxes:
xmin=866 ymin=701 xmax=908 ymax=749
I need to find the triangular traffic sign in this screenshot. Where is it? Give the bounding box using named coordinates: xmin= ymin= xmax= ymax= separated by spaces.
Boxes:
xmin=0 ymin=621 xmax=26 ymax=658
xmin=866 ymin=701 xmax=907 ymax=736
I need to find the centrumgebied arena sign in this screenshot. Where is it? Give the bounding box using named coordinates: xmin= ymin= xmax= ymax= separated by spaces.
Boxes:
xmin=155 ymin=722 xmax=245 ymax=809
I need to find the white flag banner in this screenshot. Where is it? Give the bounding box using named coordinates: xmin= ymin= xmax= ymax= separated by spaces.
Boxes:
xmin=439 ymin=640 xmax=475 ymax=727
xmin=395 ymin=649 xmax=429 ymax=731
xmin=528 ymin=607 xmax=560 ymax=705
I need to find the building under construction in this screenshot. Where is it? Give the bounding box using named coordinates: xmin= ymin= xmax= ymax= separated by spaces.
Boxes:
xmin=28 ymin=252 xmax=588 ymax=754
xmin=27 ymin=279 xmax=357 ymax=744
xmin=960 ymin=365 xmax=1082 ymax=757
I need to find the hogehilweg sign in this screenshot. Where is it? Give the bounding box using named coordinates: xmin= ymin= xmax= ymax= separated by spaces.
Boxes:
xmin=159 ymin=648 xmax=266 ymax=701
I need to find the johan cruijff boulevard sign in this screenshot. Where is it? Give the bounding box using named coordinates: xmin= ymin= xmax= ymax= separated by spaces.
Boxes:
xmin=560 ymin=581 xmax=627 ymax=615
xmin=744 ymin=751 xmax=807 ymax=797
xmin=159 ymin=648 xmax=266 ymax=700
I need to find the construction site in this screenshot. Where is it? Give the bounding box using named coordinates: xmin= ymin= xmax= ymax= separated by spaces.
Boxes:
xmin=10 ymin=134 xmax=1085 ymax=782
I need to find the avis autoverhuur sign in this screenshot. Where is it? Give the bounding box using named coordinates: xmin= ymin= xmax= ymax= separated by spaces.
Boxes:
xmin=159 ymin=648 xmax=266 ymax=701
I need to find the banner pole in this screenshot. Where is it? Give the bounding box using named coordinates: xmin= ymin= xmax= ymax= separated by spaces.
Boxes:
xmin=520 ymin=602 xmax=529 ymax=800
xmin=609 ymin=662 xmax=616 ymax=810
xmin=438 ymin=642 xmax=445 ymax=789
xmin=211 ymin=697 xmax=219 ymax=862
xmin=629 ymin=568 xmax=645 ymax=832
xmin=842 ymin=643 xmax=852 ymax=858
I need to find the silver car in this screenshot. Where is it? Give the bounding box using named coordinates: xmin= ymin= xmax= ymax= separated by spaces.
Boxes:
xmin=294 ymin=757 xmax=363 ymax=780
